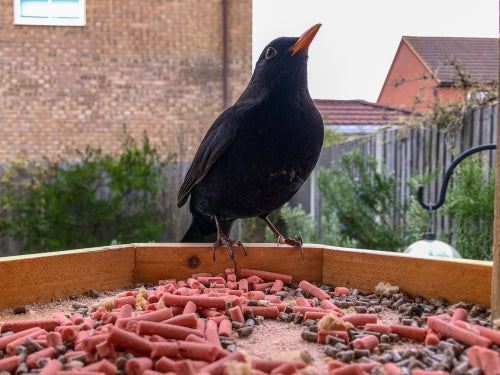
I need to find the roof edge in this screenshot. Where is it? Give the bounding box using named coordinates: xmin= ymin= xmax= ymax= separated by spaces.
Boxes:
xmin=313 ymin=98 xmax=414 ymax=115
xmin=402 ymin=36 xmax=440 ymax=83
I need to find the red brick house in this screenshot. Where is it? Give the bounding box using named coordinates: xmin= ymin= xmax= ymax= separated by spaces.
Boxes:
xmin=377 ymin=36 xmax=499 ymax=111
xmin=0 ymin=0 xmax=252 ymax=162
xmin=314 ymin=99 xmax=411 ymax=137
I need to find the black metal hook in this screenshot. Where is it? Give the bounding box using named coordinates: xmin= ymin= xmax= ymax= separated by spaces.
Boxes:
xmin=417 ymin=143 xmax=496 ymax=211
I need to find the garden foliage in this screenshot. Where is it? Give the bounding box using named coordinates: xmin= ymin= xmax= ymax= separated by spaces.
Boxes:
xmin=0 ymin=128 xmax=174 ymax=253
xmin=277 ymin=149 xmax=493 ymax=260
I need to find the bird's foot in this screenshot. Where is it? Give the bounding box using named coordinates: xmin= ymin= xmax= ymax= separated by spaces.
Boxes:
xmin=261 ymin=215 xmax=304 ymax=260
xmin=213 ymin=234 xmax=247 ymax=270
xmin=277 ymin=235 xmax=304 ymax=260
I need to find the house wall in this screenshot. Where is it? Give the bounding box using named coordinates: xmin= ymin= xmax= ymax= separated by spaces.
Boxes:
xmin=377 ymin=40 xmax=465 ymax=111
xmin=0 ymin=0 xmax=252 ymax=162
xmin=435 ymin=86 xmax=467 ymax=107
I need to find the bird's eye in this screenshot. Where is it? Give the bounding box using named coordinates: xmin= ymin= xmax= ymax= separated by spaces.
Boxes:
xmin=265 ymin=47 xmax=277 ymax=60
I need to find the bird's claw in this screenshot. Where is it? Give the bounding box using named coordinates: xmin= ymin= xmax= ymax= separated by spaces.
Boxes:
xmin=277 ymin=235 xmax=304 ymax=260
xmin=212 ymin=234 xmax=247 ymax=271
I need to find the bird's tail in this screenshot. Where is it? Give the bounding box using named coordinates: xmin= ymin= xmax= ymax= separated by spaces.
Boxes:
xmin=180 ymin=213 xmax=218 ymax=243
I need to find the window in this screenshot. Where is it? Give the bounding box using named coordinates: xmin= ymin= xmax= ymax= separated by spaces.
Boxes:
xmin=14 ymin=0 xmax=85 ymax=26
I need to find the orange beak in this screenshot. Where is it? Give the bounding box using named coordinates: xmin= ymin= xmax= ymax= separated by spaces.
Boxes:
xmin=289 ymin=23 xmax=322 ymax=56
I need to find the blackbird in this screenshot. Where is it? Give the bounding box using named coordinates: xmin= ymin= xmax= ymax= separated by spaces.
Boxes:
xmin=177 ymin=24 xmax=324 ymax=268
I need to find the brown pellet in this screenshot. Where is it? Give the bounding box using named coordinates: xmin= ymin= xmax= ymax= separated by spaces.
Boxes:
xmin=377 ymin=352 xmax=393 ymax=363
xmin=324 ymin=345 xmax=339 ymax=358
xmin=303 ymin=319 xmax=316 ymax=327
xmin=275 ymin=292 xmax=287 ymax=300
xmin=232 ymin=321 xmax=244 ymax=330
xmin=13 ymin=306 xmax=27 ymax=315
xmin=379 ymin=334 xmax=391 ymax=344
xmin=278 ymin=312 xmax=289 ymax=321
xmin=378 ymin=343 xmax=392 ymax=352
xmin=115 ymin=356 xmax=127 ymax=370
xmin=452 ymin=361 xmax=470 ymax=375
xmin=401 ymin=318 xmax=413 ymax=326
xmin=355 ymin=306 xmax=368 ymax=313
xmin=326 ymin=335 xmax=346 ymax=346
xmin=354 ymin=349 xmax=370 ymax=358
xmin=293 ymin=312 xmax=304 ymax=325
xmin=236 ymin=326 xmax=253 ymax=338
xmin=244 ymin=309 xmax=254 ymax=320
xmin=408 ymin=359 xmax=425 ymax=371
xmin=336 ymin=350 xmax=354 ymax=362
xmin=301 ymin=330 xmax=318 ymax=342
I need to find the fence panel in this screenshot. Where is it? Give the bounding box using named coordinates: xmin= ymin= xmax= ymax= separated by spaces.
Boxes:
xmin=290 ymin=104 xmax=498 ymax=243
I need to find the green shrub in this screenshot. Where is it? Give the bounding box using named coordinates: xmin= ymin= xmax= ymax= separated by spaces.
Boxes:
xmin=239 ymin=210 xmax=285 ymax=243
xmin=275 ymin=148 xmax=493 ymax=260
xmin=441 ymin=155 xmax=494 ymax=260
xmin=277 ymin=203 xmax=318 ymax=243
xmin=317 ymin=149 xmax=410 ymax=251
xmin=0 ymin=128 xmax=174 ymax=253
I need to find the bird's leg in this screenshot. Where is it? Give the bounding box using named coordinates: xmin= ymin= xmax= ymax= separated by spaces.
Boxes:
xmin=212 ymin=216 xmax=247 ymax=270
xmin=260 ymin=215 xmax=304 ymax=259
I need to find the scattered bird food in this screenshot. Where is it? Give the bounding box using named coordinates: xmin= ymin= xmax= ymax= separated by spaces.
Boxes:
xmin=0 ymin=268 xmax=498 ymax=374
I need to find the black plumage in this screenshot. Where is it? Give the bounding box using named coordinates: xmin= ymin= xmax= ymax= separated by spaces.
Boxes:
xmin=177 ymin=24 xmax=324 ymax=267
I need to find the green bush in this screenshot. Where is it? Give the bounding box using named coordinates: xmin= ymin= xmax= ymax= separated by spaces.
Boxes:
xmin=276 ymin=149 xmax=409 ymax=250
xmin=276 ymin=149 xmax=494 ymax=260
xmin=317 ymin=149 xmax=410 ymax=251
xmin=238 ymin=210 xmax=285 ymax=243
xmin=442 ymin=155 xmax=494 ymax=260
xmin=277 ymin=203 xmax=318 ymax=243
xmin=277 ymin=202 xmax=357 ymax=248
xmin=0 ymin=128 xmax=174 ymax=253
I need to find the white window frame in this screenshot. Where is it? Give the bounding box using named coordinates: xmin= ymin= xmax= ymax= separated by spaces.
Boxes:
xmin=14 ymin=0 xmax=86 ymax=26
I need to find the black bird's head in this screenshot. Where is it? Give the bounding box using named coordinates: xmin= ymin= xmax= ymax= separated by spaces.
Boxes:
xmin=244 ymin=24 xmax=321 ymax=98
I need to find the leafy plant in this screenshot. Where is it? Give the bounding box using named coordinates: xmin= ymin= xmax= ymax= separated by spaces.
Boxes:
xmin=441 ymin=155 xmax=494 ymax=260
xmin=277 ymin=203 xmax=318 ymax=243
xmin=239 ymin=210 xmax=284 ymax=243
xmin=323 ymin=129 xmax=346 ymax=147
xmin=0 ymin=127 xmax=175 ymax=253
xmin=316 ymin=149 xmax=410 ymax=251
xmin=275 ymin=203 xmax=356 ymax=248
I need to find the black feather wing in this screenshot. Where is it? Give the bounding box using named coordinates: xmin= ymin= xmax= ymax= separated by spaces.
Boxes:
xmin=177 ymin=100 xmax=255 ymax=208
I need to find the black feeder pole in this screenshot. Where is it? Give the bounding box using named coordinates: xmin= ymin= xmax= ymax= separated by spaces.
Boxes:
xmin=417 ymin=143 xmax=497 ymax=238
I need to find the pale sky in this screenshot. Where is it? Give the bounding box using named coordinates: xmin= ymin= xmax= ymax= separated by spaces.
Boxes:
xmin=252 ymin=0 xmax=499 ymax=102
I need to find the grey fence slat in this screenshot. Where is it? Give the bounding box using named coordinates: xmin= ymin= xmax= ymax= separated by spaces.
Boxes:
xmin=473 ymin=109 xmax=481 ymax=147
xmin=482 ymin=106 xmax=492 ymax=146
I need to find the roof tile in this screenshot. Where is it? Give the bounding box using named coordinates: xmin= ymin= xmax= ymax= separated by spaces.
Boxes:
xmin=314 ymin=99 xmax=412 ymax=126
xmin=404 ymin=36 xmax=499 ymax=84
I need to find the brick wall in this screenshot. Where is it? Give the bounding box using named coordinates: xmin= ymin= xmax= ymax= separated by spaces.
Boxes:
xmin=0 ymin=0 xmax=252 ymax=162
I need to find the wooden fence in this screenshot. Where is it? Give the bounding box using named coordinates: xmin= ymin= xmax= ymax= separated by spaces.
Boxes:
xmin=290 ymin=104 xmax=498 ymax=241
